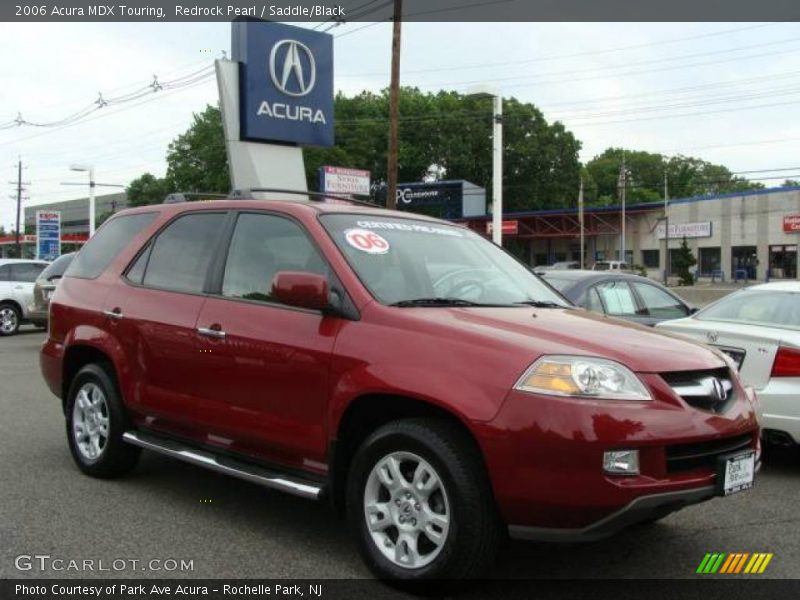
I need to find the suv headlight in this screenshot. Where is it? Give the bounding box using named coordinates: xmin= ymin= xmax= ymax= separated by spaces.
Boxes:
xmin=514 ymin=355 xmax=652 ymax=401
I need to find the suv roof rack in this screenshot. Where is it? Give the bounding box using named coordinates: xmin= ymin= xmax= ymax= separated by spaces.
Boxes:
xmin=230 ymin=187 xmax=379 ymax=208
xmin=163 ymin=192 xmax=229 ymax=204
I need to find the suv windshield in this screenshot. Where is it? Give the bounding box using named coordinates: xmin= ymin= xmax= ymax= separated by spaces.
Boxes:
xmin=320 ymin=214 xmax=570 ymax=308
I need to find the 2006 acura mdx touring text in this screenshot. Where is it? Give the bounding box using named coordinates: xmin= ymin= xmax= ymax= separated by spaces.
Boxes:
xmin=41 ymin=196 xmax=760 ymax=582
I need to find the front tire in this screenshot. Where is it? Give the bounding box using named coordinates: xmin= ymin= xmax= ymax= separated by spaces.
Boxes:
xmin=65 ymin=363 xmax=140 ymax=478
xmin=0 ymin=302 xmax=20 ymax=336
xmin=346 ymin=418 xmax=503 ymax=583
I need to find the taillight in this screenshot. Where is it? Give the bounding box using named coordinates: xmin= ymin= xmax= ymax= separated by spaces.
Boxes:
xmin=771 ymin=346 xmax=800 ymax=377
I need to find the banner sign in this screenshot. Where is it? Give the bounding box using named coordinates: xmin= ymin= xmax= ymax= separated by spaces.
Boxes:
xmin=783 ymin=215 xmax=800 ymax=233
xmin=36 ymin=210 xmax=61 ymax=261
xmin=656 ymin=221 xmax=712 ymax=239
xmin=320 ymin=166 xmax=370 ymax=195
xmin=233 ymin=20 xmax=334 ymax=146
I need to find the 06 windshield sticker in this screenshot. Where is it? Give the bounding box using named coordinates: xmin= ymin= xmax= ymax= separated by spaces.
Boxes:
xmin=355 ymin=220 xmax=464 ymax=237
xmin=344 ymin=229 xmax=391 ymax=254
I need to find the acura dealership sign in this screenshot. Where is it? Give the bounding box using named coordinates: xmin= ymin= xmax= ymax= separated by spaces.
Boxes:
xmin=233 ymin=20 xmax=333 ymax=146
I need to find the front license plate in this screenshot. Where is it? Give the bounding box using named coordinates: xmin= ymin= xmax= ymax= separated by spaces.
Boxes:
xmin=717 ymin=451 xmax=755 ymax=496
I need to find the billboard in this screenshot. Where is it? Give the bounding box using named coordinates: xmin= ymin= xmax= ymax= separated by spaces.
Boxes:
xmin=36 ymin=210 xmax=60 ymax=261
xmin=233 ymin=20 xmax=334 ymax=147
xmin=320 ymin=166 xmax=370 ymax=195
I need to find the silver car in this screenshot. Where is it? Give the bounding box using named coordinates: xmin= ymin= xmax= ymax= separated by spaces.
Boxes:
xmin=0 ymin=259 xmax=49 ymax=335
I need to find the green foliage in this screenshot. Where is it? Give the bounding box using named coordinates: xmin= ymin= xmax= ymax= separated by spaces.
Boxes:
xmin=584 ymin=148 xmax=764 ymax=206
xmin=165 ymin=105 xmax=230 ymax=194
xmin=673 ymin=237 xmax=697 ymax=286
xmin=127 ymin=172 xmax=173 ymax=207
xmin=782 ymin=179 xmax=800 ymax=187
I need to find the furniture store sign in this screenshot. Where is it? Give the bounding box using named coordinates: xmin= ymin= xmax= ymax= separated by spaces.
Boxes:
xmin=320 ymin=166 xmax=370 ymax=195
xmin=233 ymin=20 xmax=334 ymax=146
xmin=656 ymin=221 xmax=712 ymax=239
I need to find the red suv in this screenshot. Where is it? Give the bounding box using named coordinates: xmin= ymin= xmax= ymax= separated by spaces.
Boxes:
xmin=41 ymin=196 xmax=759 ymax=581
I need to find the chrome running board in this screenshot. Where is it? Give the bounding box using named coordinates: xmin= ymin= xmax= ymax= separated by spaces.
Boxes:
xmin=122 ymin=431 xmax=323 ymax=500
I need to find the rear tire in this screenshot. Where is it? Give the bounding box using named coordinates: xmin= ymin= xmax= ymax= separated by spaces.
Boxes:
xmin=0 ymin=302 xmax=20 ymax=336
xmin=346 ymin=418 xmax=503 ymax=584
xmin=65 ymin=363 xmax=140 ymax=478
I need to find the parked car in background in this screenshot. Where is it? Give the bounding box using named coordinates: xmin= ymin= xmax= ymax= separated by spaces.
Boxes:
xmin=656 ymin=282 xmax=800 ymax=451
xmin=0 ymin=259 xmax=49 ymax=335
xmin=541 ymin=270 xmax=694 ymax=326
xmin=593 ymin=260 xmax=630 ymax=271
xmin=28 ymin=253 xmax=76 ymax=328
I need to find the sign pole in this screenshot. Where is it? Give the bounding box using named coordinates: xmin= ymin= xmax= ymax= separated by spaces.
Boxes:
xmin=664 ymin=171 xmax=669 ymax=284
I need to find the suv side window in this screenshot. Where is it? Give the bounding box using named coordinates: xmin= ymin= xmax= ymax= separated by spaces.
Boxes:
xmin=0 ymin=265 xmax=10 ymax=281
xmin=221 ymin=213 xmax=328 ymax=304
xmin=10 ymin=263 xmax=45 ymax=282
xmin=66 ymin=213 xmax=157 ymax=279
xmin=141 ymin=212 xmax=227 ymax=294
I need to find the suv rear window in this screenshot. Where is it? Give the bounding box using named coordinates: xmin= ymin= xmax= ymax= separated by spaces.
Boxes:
xmin=66 ymin=213 xmax=156 ymax=279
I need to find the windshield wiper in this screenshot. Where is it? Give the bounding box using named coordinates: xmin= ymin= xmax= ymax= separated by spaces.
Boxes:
xmin=514 ymin=300 xmax=568 ymax=308
xmin=390 ymin=297 xmax=500 ymax=308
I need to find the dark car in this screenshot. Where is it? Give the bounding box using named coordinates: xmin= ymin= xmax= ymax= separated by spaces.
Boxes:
xmin=29 ymin=253 xmax=76 ymax=328
xmin=41 ymin=197 xmax=757 ymax=582
xmin=540 ymin=270 xmax=694 ymax=326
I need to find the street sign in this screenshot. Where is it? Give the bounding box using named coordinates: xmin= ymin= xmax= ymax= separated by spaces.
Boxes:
xmin=36 ymin=210 xmax=60 ymax=261
xmin=233 ymin=20 xmax=334 ymax=147
xmin=320 ymin=166 xmax=371 ymax=195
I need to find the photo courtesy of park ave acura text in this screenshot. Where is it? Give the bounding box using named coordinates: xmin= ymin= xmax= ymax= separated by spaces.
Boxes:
xmin=1 ymin=0 xmax=799 ymax=597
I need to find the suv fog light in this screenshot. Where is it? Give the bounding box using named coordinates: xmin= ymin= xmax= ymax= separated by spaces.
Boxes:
xmin=603 ymin=450 xmax=639 ymax=475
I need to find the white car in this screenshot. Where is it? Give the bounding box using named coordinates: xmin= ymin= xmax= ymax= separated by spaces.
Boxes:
xmin=592 ymin=260 xmax=630 ymax=271
xmin=656 ymin=281 xmax=800 ymax=449
xmin=0 ymin=259 xmax=49 ymax=336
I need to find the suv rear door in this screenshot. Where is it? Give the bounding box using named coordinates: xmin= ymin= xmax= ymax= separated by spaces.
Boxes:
xmin=192 ymin=211 xmax=339 ymax=469
xmin=104 ymin=210 xmax=229 ymax=432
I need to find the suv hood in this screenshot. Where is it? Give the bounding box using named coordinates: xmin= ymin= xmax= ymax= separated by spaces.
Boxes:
xmin=402 ymin=306 xmax=726 ymax=374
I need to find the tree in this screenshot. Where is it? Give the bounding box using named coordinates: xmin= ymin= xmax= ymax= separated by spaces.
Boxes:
xmin=127 ymin=173 xmax=173 ymax=207
xmin=782 ymin=179 xmax=800 ymax=187
xmin=673 ymin=236 xmax=697 ymax=286
xmin=165 ymin=105 xmax=230 ymax=194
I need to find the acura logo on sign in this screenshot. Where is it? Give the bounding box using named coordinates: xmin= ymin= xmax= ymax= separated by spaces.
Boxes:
xmin=269 ymin=39 xmax=316 ymax=97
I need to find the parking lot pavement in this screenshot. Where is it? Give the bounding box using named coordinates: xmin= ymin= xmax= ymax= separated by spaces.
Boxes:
xmin=1 ymin=328 xmax=798 ymax=582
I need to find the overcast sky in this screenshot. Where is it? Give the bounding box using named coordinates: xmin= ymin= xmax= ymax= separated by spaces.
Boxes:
xmin=1 ymin=21 xmax=800 ymax=229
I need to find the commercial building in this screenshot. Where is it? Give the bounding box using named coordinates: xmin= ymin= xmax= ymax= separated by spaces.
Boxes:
xmin=461 ymin=186 xmax=800 ymax=282
xmin=24 ymin=192 xmax=128 ymax=236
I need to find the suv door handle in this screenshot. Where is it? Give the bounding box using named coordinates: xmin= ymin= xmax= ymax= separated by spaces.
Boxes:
xmin=197 ymin=326 xmax=226 ymax=339
xmin=103 ymin=308 xmax=124 ymax=320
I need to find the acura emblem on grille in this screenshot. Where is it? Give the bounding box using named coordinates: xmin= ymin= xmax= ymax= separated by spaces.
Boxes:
xmin=707 ymin=331 xmax=719 ymax=343
xmin=710 ymin=377 xmax=727 ymax=402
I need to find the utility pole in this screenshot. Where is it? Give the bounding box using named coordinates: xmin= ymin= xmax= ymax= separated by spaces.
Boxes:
xmin=8 ymin=158 xmax=28 ymax=258
xmin=663 ymin=171 xmax=669 ymax=284
xmin=578 ymin=178 xmax=585 ymax=269
xmin=619 ymin=157 xmax=627 ymax=263
xmin=385 ymin=0 xmax=402 ymax=210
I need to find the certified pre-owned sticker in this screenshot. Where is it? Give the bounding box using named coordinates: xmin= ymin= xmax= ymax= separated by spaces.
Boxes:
xmin=344 ymin=228 xmax=391 ymax=254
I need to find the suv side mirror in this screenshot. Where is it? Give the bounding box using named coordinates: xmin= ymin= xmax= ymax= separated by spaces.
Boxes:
xmin=272 ymin=271 xmax=330 ymax=311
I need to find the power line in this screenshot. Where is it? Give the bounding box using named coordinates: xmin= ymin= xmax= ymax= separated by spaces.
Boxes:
xmin=338 ymin=22 xmax=782 ymax=76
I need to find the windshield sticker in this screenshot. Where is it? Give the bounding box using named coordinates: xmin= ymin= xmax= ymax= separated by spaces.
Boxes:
xmin=355 ymin=220 xmax=464 ymax=237
xmin=344 ymin=228 xmax=391 ymax=254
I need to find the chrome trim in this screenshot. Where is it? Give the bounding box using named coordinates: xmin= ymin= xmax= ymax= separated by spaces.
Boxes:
xmin=671 ymin=377 xmax=733 ymax=400
xmin=102 ymin=309 xmax=124 ymax=320
xmin=122 ymin=431 xmax=322 ymax=500
xmin=197 ymin=327 xmax=226 ymax=339
xmin=508 ymin=486 xmax=715 ymax=542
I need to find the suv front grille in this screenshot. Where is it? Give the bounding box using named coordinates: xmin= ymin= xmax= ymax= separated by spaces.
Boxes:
xmin=661 ymin=368 xmax=735 ymax=413
xmin=666 ymin=434 xmax=753 ymax=473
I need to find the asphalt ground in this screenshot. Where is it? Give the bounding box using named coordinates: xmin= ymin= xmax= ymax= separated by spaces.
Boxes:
xmin=1 ymin=328 xmax=798 ymax=590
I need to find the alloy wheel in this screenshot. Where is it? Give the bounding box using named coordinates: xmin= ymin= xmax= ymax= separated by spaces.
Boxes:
xmin=0 ymin=307 xmax=17 ymax=334
xmin=72 ymin=382 xmax=110 ymax=461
